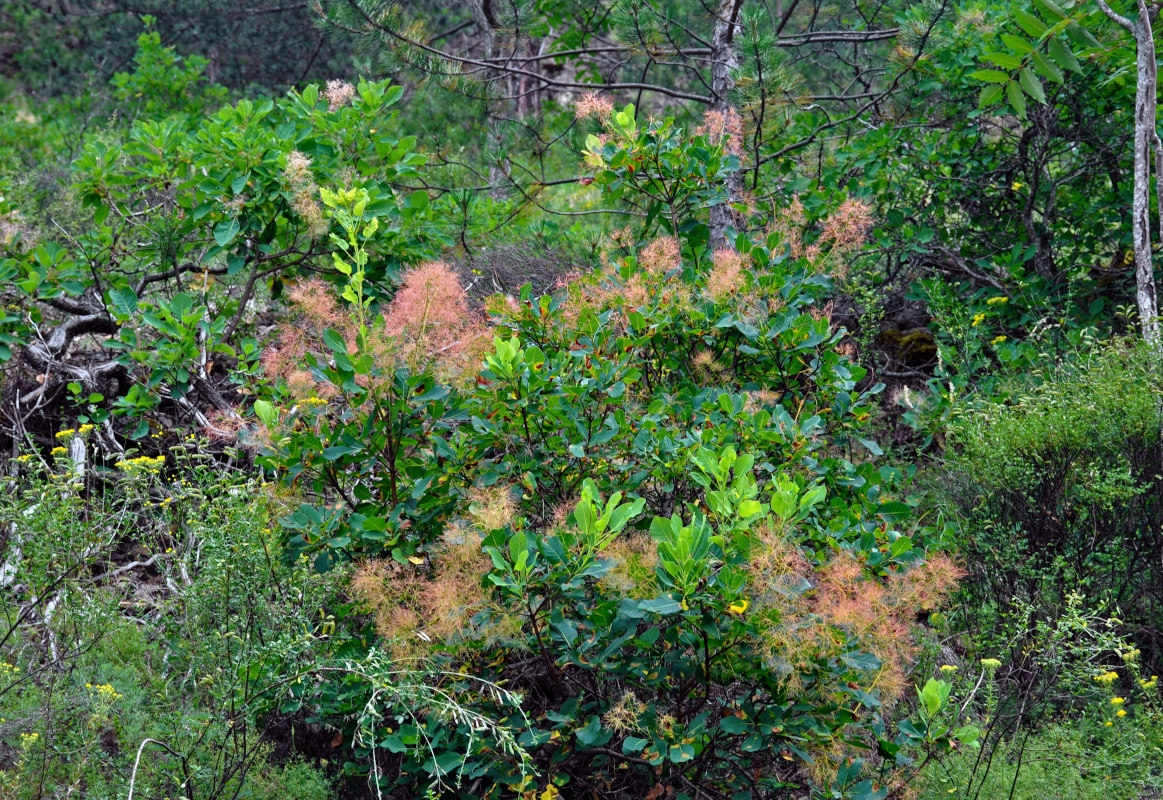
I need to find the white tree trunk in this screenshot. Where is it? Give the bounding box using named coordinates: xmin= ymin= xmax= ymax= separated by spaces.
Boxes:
xmin=1098 ymin=0 xmax=1160 ymax=346
xmin=1132 ymin=9 xmax=1160 ymax=345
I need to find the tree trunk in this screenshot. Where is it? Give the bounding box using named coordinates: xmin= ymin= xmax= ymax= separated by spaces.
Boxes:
xmin=1132 ymin=7 xmax=1159 ymax=346
xmin=469 ymin=0 xmax=509 ymax=199
xmin=1098 ymin=0 xmax=1160 ymax=346
xmin=709 ymin=0 xmax=744 ymax=251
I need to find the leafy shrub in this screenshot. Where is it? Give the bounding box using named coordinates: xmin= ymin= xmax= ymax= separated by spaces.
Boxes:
xmin=254 ymin=119 xmax=960 ymax=796
xmin=0 ymin=61 xmax=445 ymax=451
xmin=944 ymin=337 xmax=1163 ymax=660
xmin=111 ymin=18 xmax=228 ymax=121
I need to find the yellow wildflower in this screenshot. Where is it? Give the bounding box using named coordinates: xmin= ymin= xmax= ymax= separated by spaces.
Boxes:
xmin=971 ymin=312 xmax=986 ymax=327
xmin=115 ymin=455 xmax=166 ymax=474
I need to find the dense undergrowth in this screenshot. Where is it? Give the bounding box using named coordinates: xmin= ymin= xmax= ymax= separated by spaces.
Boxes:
xmin=3 ymin=2 xmax=1163 ymax=799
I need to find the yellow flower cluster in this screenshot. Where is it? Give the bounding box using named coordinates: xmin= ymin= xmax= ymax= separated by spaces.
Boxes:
xmin=54 ymin=425 xmax=94 ymax=440
xmin=115 ymin=455 xmax=165 ymax=474
xmin=939 ymin=664 xmax=958 ymax=673
xmin=1138 ymin=676 xmax=1158 ymax=690
xmin=1110 ymin=696 xmax=1125 ymax=705
xmin=15 ymin=454 xmax=34 ymax=463
xmin=299 ymin=396 xmax=328 ymax=407
xmin=86 ymin=682 xmax=123 ymax=701
xmin=19 ymin=732 xmax=38 ymax=749
xmin=50 ymin=446 xmax=67 ymax=456
xmin=0 ymin=661 xmax=20 ymax=677
xmin=1093 ymin=671 xmax=1119 ymax=686
xmin=971 ymin=312 xmax=986 ymax=327
xmin=1121 ymin=648 xmax=1141 ymax=663
xmin=986 ymin=296 xmax=1009 ymax=306
xmin=980 ymin=658 xmax=1002 ymax=672
xmin=990 ymin=335 xmax=1007 ymax=345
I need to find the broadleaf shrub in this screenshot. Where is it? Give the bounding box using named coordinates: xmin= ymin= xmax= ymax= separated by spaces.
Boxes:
xmin=256 ymin=122 xmax=959 ymax=795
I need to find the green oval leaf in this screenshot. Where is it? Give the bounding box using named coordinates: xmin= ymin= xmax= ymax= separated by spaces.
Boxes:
xmin=1006 ymin=79 xmax=1028 ymax=117
xmin=978 ymin=83 xmax=1005 ymax=108
xmin=1019 ymin=68 xmax=1047 ymax=103
xmin=1013 ymin=9 xmax=1048 ymax=36
xmin=1030 ymin=51 xmax=1063 ymax=83
xmin=970 ymin=69 xmax=1012 ymax=84
xmin=213 ymin=218 xmax=240 ymax=247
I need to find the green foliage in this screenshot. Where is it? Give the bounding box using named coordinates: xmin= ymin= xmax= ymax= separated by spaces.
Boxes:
xmin=0 ymin=1 xmax=352 ymax=94
xmin=239 ymin=757 xmax=334 ymax=800
xmin=1 ymin=55 xmax=445 ymax=436
xmin=582 ymin=103 xmax=738 ymax=246
xmin=111 ymin=18 xmax=228 ymax=121
xmin=8 ymin=3 xmax=1163 ymax=798
xmin=968 ymin=0 xmax=1097 ymax=118
xmin=268 ymin=352 xmax=460 ymax=570
xmin=922 ymin=721 xmax=1163 ymax=800
xmin=256 ymin=134 xmax=956 ymax=796
xmin=0 ymin=447 xmax=347 ymax=800
xmin=827 ymin=0 xmax=1136 ymax=427
xmin=917 ymin=593 xmax=1163 ymax=798
xmin=944 ymin=338 xmax=1163 ymax=639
